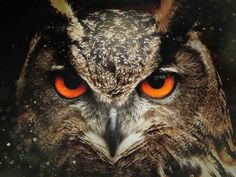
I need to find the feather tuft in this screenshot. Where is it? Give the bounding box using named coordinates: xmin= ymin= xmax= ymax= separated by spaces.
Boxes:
xmin=153 ymin=0 xmax=179 ymax=33
xmin=50 ymin=0 xmax=74 ymax=18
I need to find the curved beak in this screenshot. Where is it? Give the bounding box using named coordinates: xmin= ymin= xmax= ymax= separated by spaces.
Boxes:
xmin=106 ymin=106 xmax=121 ymax=157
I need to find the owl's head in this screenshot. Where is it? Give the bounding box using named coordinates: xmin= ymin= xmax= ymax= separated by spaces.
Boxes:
xmin=16 ymin=0 xmax=236 ymax=176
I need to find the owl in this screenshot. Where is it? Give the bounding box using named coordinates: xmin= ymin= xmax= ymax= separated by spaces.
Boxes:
xmin=15 ymin=0 xmax=236 ymax=176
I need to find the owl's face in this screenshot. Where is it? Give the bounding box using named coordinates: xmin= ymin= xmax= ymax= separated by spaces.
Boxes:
xmin=16 ymin=3 xmax=236 ymax=177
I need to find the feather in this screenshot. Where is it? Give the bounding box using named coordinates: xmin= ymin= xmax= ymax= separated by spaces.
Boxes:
xmin=153 ymin=0 xmax=179 ymax=33
xmin=49 ymin=0 xmax=74 ymax=18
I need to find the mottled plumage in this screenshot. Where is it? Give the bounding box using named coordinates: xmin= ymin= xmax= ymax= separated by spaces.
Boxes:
xmin=16 ymin=0 xmax=236 ymax=177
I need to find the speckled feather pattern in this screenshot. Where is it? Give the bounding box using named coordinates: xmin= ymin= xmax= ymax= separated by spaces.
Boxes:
xmin=15 ymin=6 xmax=236 ymax=177
xmin=70 ymin=10 xmax=161 ymax=103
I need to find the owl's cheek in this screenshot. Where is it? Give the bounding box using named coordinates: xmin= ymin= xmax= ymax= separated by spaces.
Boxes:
xmin=17 ymin=111 xmax=37 ymax=126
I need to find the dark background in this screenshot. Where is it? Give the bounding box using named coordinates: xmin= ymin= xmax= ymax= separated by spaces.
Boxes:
xmin=0 ymin=0 xmax=235 ymax=175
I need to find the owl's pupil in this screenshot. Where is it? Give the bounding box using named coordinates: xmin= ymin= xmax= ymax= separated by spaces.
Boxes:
xmin=149 ymin=74 xmax=166 ymax=89
xmin=64 ymin=76 xmax=80 ymax=89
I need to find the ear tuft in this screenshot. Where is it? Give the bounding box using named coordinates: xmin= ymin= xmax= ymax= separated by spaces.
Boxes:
xmin=153 ymin=0 xmax=179 ymax=33
xmin=49 ymin=0 xmax=74 ymax=18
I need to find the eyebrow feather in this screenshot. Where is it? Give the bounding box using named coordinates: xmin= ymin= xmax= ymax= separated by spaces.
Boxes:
xmin=50 ymin=65 xmax=65 ymax=71
xmin=160 ymin=67 xmax=179 ymax=73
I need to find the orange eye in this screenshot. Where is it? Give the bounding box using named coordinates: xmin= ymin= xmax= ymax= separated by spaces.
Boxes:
xmin=140 ymin=73 xmax=175 ymax=99
xmin=55 ymin=75 xmax=87 ymax=99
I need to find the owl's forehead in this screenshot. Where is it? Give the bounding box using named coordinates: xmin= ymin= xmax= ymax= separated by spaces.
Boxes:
xmin=81 ymin=10 xmax=157 ymax=38
xmin=76 ymin=10 xmax=160 ymax=59
xmin=70 ymin=10 xmax=161 ymax=99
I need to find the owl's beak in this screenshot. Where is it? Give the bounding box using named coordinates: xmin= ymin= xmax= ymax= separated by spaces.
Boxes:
xmin=106 ymin=106 xmax=121 ymax=157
